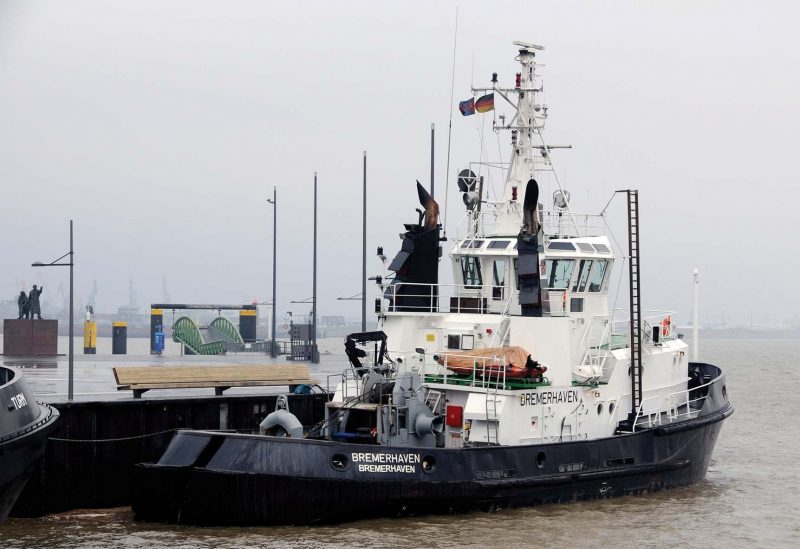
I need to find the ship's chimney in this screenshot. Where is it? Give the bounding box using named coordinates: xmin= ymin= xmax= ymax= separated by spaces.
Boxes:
xmin=517 ymin=179 xmax=544 ymax=317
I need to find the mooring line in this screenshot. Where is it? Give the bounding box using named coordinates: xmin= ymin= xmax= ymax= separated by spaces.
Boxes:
xmin=48 ymin=427 xmax=180 ymax=443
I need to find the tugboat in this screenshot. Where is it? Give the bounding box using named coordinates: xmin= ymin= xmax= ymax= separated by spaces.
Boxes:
xmin=0 ymin=365 xmax=59 ymax=524
xmin=132 ymin=41 xmax=732 ymax=525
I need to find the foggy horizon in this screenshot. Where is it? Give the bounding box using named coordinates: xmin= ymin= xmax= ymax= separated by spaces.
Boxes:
xmin=1 ymin=1 xmax=798 ymax=329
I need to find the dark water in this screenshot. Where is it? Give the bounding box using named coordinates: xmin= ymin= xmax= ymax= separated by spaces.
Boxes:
xmin=1 ymin=339 xmax=798 ymax=548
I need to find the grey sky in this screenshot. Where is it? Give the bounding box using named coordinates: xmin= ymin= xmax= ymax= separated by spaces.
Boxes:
xmin=1 ymin=1 xmax=797 ymax=328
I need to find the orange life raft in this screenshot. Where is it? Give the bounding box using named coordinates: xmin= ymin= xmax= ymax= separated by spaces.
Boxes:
xmin=435 ymin=346 xmax=547 ymax=379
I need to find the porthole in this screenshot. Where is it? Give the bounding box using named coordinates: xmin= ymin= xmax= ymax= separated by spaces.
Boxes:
xmin=608 ymin=402 xmax=616 ymax=416
xmin=722 ymin=385 xmax=727 ymax=399
xmin=536 ymin=451 xmax=546 ymax=470
xmin=331 ymin=453 xmax=348 ymax=471
xmin=596 ymin=403 xmax=604 ymax=415
xmin=422 ymin=455 xmax=437 ymax=473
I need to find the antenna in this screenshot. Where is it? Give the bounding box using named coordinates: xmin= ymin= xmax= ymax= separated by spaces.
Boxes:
xmin=442 ymin=5 xmax=459 ymax=237
xmin=513 ymin=40 xmax=544 ymax=51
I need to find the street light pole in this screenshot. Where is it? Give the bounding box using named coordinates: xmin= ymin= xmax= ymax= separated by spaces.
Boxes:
xmin=312 ymin=172 xmax=319 ymax=363
xmin=362 ymin=151 xmax=367 ymax=332
xmin=69 ymin=220 xmax=74 ymax=400
xmin=32 ymin=219 xmax=74 ymax=400
xmin=267 ymin=187 xmax=277 ymax=358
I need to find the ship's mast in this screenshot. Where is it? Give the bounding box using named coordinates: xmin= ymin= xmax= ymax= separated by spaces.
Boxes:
xmin=471 ymin=42 xmax=579 ymax=237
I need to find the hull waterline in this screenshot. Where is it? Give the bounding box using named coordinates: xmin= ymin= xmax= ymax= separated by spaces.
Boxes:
xmin=133 ymin=400 xmax=731 ymax=526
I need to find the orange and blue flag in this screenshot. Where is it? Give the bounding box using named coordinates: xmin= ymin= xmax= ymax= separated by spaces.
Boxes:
xmin=475 ymin=93 xmax=494 ymax=113
xmin=459 ymin=97 xmax=475 ymax=116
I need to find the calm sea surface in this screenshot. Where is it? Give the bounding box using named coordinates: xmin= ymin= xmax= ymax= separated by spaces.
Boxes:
xmin=1 ymin=338 xmax=798 ymax=548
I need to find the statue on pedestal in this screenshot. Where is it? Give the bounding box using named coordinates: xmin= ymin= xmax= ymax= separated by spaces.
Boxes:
xmin=28 ymin=285 xmax=43 ymax=320
xmin=17 ymin=291 xmax=28 ymax=319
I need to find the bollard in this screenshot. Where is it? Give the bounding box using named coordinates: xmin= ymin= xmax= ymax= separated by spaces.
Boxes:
xmin=154 ymin=331 xmax=165 ymax=355
xmin=150 ymin=308 xmax=163 ymax=354
xmin=83 ymin=320 xmax=97 ymax=354
xmin=239 ymin=309 xmax=257 ymax=342
xmin=112 ymin=322 xmax=128 ymax=354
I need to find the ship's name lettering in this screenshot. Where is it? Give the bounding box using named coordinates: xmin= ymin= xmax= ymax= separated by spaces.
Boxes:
xmin=352 ymin=452 xmax=420 ymax=473
xmin=519 ymin=390 xmax=579 ymax=407
xmin=10 ymin=393 xmax=27 ymax=410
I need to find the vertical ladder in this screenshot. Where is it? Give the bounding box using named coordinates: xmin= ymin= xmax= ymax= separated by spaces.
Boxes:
xmin=627 ymin=190 xmax=644 ymax=425
xmin=484 ymin=360 xmax=501 ymax=445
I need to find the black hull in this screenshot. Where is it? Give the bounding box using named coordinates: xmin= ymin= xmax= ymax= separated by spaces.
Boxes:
xmin=0 ymin=366 xmax=60 ymax=525
xmin=133 ymin=401 xmax=731 ymax=526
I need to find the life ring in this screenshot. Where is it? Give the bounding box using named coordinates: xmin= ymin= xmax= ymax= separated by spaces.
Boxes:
xmin=661 ymin=316 xmax=671 ymax=337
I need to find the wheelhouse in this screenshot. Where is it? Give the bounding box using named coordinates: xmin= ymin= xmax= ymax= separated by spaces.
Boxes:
xmin=449 ymin=236 xmax=614 ymax=318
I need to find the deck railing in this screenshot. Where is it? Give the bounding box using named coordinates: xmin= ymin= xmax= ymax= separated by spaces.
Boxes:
xmin=383 ymin=282 xmax=513 ymax=314
xmin=629 ymin=372 xmax=721 ymax=432
xmin=454 ymin=206 xmax=608 ymax=241
xmin=421 ymin=350 xmax=509 ymax=391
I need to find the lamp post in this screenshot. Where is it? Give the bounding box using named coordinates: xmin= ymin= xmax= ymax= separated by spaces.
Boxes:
xmin=312 ymin=172 xmax=319 ymax=363
xmin=32 ymin=219 xmax=74 ymax=400
xmin=362 ymin=151 xmax=367 ymax=332
xmin=267 ymin=187 xmax=277 ymax=358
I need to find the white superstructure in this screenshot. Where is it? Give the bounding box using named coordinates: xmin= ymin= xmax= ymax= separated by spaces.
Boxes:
xmin=360 ymin=42 xmax=692 ymax=449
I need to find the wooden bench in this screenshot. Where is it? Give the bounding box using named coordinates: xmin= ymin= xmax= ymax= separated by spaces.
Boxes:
xmin=113 ymin=364 xmax=317 ymax=398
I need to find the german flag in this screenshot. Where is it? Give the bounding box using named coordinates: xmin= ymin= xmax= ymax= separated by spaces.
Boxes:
xmin=475 ymin=93 xmax=494 ymax=113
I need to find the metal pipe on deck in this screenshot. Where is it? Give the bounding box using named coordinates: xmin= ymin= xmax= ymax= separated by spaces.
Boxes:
xmin=430 ymin=123 xmax=435 ymax=198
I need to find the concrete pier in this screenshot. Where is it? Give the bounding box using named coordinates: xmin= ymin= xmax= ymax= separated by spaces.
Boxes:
xmin=13 ymin=391 xmax=328 ymax=517
xmin=2 ymin=341 xmax=347 ymax=518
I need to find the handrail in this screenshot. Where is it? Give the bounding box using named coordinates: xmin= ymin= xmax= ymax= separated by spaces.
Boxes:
xmin=606 ymin=310 xmax=678 ymax=343
xmin=454 ymin=206 xmax=608 ymax=241
xmin=487 ymin=291 xmax=518 ymax=347
xmin=384 ymin=281 xmax=515 ymax=314
xmin=384 ymin=281 xmax=580 ymax=317
xmin=630 ymin=372 xmax=721 ymax=432
xmin=427 ymin=351 xmax=509 ymax=389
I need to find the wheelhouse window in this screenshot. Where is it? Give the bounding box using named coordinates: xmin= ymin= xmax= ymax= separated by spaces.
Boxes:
xmin=460 ymin=256 xmax=483 ymax=289
xmin=588 ymin=260 xmax=608 ymax=292
xmin=573 ymin=260 xmax=593 ymax=292
xmin=460 ymin=240 xmax=485 ymax=249
xmin=548 ymin=241 xmax=576 ymax=251
xmin=545 ymin=259 xmax=575 ymax=290
xmin=593 ymin=243 xmax=610 ymax=253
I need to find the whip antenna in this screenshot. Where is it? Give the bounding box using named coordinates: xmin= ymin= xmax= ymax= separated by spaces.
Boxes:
xmin=443 ymin=5 xmax=459 ymax=237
